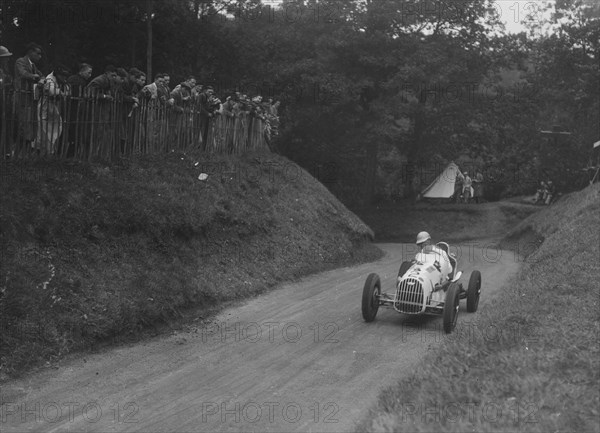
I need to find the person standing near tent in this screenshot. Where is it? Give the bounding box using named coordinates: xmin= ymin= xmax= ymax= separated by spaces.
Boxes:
xmin=462 ymin=171 xmax=473 ymax=203
xmin=454 ymin=170 xmax=464 ymax=203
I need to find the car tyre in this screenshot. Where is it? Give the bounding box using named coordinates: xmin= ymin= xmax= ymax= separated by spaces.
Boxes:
xmin=443 ymin=283 xmax=460 ymax=333
xmin=467 ymin=270 xmax=481 ymax=313
xmin=361 ymin=273 xmax=381 ymax=322
xmin=397 ymin=261 xmax=412 ymax=279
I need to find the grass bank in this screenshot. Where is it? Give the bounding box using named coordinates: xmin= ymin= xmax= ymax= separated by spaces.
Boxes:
xmin=0 ymin=151 xmax=381 ymax=379
xmin=353 ymin=200 xmax=540 ymax=243
xmin=360 ymin=183 xmax=600 ymax=432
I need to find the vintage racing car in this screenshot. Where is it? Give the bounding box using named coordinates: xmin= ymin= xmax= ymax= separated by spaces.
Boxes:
xmin=361 ymin=242 xmax=481 ymax=333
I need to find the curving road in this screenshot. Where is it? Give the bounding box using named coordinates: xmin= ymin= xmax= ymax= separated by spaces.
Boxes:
xmin=0 ymin=243 xmax=521 ymax=432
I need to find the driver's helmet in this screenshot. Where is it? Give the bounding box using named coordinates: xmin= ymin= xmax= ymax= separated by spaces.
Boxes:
xmin=416 ymin=231 xmax=431 ymax=245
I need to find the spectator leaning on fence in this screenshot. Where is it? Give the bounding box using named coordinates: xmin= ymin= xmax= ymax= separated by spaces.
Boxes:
xmin=140 ymin=73 xmax=169 ymax=150
xmin=86 ymin=65 xmax=118 ymax=154
xmin=67 ymin=63 xmax=92 ymax=97
xmin=140 ymin=73 xmax=163 ymax=102
xmin=191 ymin=84 xmax=203 ymax=102
xmin=159 ymin=73 xmax=174 ymax=106
xmin=136 ymin=71 xmax=147 ymax=90
xmin=14 ymin=42 xmax=44 ymax=154
xmin=113 ymin=68 xmax=128 ymax=93
xmin=170 ymin=76 xmax=195 ymax=113
xmin=86 ymin=65 xmax=117 ymax=101
xmin=35 ymin=65 xmax=71 ymax=157
xmin=220 ymin=93 xmax=236 ymax=117
xmin=66 ymin=63 xmax=92 ymax=157
xmin=121 ymin=68 xmax=144 ymax=105
xmin=198 ymin=85 xmax=216 ymax=144
xmin=115 ymin=67 xmax=144 ymax=152
xmin=162 ymin=73 xmax=172 ymax=93
xmin=168 ymin=76 xmax=195 ymax=148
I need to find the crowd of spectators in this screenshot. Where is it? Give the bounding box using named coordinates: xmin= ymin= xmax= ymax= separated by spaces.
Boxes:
xmin=0 ymin=42 xmax=280 ymax=159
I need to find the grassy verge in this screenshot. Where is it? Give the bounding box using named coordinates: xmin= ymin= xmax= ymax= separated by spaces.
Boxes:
xmin=359 ymin=183 xmax=600 ymax=432
xmin=0 ymin=151 xmax=381 ymax=379
xmin=353 ymin=200 xmax=540 ymax=243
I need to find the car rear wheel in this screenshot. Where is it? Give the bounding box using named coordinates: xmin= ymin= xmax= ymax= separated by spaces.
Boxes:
xmin=361 ymin=273 xmax=381 ymax=322
xmin=397 ymin=261 xmax=412 ymax=279
xmin=467 ymin=270 xmax=481 ymax=313
xmin=443 ymin=283 xmax=460 ymax=333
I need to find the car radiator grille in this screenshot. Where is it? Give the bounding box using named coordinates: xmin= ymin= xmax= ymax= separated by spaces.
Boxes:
xmin=395 ymin=278 xmax=424 ymax=313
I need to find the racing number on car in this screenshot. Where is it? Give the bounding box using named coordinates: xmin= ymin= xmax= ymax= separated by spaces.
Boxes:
xmin=433 ymin=260 xmax=441 ymax=272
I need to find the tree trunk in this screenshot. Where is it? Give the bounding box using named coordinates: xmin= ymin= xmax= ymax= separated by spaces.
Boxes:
xmin=406 ymin=106 xmax=426 ymax=198
xmin=131 ymin=27 xmax=136 ymax=67
xmin=146 ymin=0 xmax=153 ymax=80
xmin=364 ymin=137 xmax=378 ymax=205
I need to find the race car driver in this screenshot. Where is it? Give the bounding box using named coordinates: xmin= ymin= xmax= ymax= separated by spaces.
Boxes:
xmin=415 ymin=231 xmax=454 ymax=281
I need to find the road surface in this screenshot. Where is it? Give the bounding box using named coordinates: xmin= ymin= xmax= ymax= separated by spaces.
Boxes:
xmin=1 ymin=243 xmax=521 ymax=432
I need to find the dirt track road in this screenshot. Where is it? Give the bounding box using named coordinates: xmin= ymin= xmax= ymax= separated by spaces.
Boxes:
xmin=1 ymin=243 xmax=521 ymax=432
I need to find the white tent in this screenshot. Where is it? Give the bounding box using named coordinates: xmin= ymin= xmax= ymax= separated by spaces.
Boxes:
xmin=420 ymin=162 xmax=461 ymax=199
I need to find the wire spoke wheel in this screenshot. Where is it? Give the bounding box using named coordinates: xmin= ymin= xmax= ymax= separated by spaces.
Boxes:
xmin=361 ymin=273 xmax=381 ymax=322
xmin=443 ymin=283 xmax=460 ymax=333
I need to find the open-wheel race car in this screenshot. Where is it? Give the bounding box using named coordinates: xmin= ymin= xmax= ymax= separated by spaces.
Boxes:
xmin=361 ymin=242 xmax=482 ymax=333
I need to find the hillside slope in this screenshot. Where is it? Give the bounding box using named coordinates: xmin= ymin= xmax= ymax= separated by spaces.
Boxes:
xmin=360 ymin=183 xmax=600 ymax=432
xmin=0 ymin=152 xmax=381 ymax=378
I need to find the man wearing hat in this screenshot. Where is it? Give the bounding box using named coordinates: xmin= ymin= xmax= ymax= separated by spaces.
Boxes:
xmin=0 ymin=46 xmax=13 ymax=87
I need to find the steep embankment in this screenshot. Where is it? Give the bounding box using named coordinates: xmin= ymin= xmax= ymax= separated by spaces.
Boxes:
xmin=0 ymin=152 xmax=381 ymax=378
xmin=360 ymin=183 xmax=600 ymax=432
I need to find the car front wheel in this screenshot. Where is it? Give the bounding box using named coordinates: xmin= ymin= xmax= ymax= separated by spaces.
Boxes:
xmin=361 ymin=273 xmax=381 ymax=322
xmin=443 ymin=283 xmax=460 ymax=333
xmin=467 ymin=270 xmax=481 ymax=313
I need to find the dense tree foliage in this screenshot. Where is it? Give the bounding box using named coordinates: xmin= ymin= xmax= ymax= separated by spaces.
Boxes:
xmin=1 ymin=0 xmax=598 ymax=204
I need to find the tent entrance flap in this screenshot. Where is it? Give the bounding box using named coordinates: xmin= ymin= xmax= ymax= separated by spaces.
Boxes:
xmin=420 ymin=163 xmax=460 ymax=198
